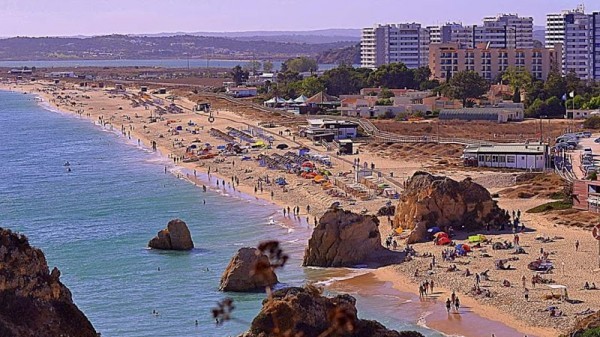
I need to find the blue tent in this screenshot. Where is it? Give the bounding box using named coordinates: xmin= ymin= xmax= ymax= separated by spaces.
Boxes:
xmin=427 ymin=227 xmax=442 ymax=234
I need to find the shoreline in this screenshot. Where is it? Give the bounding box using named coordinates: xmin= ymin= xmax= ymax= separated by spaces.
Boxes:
xmin=0 ymin=82 xmax=579 ymax=337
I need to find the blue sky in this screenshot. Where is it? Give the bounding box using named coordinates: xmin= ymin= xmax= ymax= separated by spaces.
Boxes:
xmin=0 ymin=0 xmax=596 ymax=36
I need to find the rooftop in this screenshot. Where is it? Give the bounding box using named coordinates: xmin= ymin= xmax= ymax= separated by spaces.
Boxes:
xmin=464 ymin=143 xmax=547 ymax=155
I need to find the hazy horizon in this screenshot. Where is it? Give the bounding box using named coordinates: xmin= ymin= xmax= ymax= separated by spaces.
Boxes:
xmin=0 ymin=0 xmax=596 ymax=37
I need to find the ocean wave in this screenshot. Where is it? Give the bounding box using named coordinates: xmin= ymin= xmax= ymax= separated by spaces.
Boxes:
xmin=312 ymin=269 xmax=374 ymax=287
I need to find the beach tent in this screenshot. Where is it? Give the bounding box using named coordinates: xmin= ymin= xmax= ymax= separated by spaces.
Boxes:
xmin=436 ymin=237 xmax=451 ymax=245
xmin=427 ymin=227 xmax=442 ymax=234
xmin=294 ymin=95 xmax=308 ymax=103
xmin=546 ymin=284 xmax=568 ymax=300
xmin=433 ymin=232 xmax=448 ymax=238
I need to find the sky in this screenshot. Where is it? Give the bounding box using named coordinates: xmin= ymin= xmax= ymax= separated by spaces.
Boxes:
xmin=0 ymin=0 xmax=596 ymax=37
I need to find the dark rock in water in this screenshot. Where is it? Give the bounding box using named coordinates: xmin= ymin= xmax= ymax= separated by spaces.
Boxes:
xmin=0 ymin=227 xmax=98 ymax=337
xmin=239 ymin=286 xmax=423 ymax=337
xmin=393 ymin=171 xmax=509 ymax=243
xmin=148 ymin=219 xmax=194 ymax=250
xmin=303 ymin=209 xmax=403 ymax=268
xmin=219 ymin=247 xmax=278 ymax=292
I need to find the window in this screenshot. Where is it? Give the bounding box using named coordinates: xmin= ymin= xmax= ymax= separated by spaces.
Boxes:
xmin=507 ymin=156 xmax=516 ymax=163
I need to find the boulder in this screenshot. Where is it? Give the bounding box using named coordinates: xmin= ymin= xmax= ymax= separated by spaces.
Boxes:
xmin=303 ymin=209 xmax=403 ymax=268
xmin=148 ymin=219 xmax=194 ymax=250
xmin=219 ymin=247 xmax=278 ymax=292
xmin=0 ymin=227 xmax=98 ymax=337
xmin=240 ymin=286 xmax=423 ymax=337
xmin=393 ymin=172 xmax=509 ymax=243
xmin=562 ymin=311 xmax=600 ymax=336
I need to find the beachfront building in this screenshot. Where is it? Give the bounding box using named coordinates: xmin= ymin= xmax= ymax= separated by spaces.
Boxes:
xmin=45 ymin=71 xmax=76 ymax=78
xmin=572 ymin=180 xmax=600 ymax=213
xmin=439 ymin=103 xmax=525 ymax=123
xmin=300 ymin=119 xmax=359 ymax=142
xmin=361 ymin=23 xmax=430 ymax=69
xmin=546 ymin=6 xmax=600 ymax=79
xmin=462 ymin=142 xmax=548 ymax=170
xmin=429 ymin=42 xmax=562 ymax=81
xmin=225 ymin=86 xmax=257 ymax=98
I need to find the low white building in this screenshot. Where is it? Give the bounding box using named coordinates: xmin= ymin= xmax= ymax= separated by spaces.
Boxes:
xmin=226 ymin=86 xmax=257 ymax=98
xmin=463 ymin=142 xmax=548 ymax=170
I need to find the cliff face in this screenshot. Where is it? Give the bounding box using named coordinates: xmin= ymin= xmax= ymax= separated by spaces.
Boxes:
xmin=0 ymin=228 xmax=97 ymax=337
xmin=394 ymin=172 xmax=509 ymax=243
xmin=240 ymin=286 xmax=423 ymax=337
xmin=303 ymin=209 xmax=403 ymax=268
xmin=563 ymin=312 xmax=600 ymax=337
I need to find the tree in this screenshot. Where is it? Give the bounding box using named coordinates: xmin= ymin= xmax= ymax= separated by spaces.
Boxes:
xmin=378 ymin=88 xmax=395 ymax=99
xmin=368 ymin=63 xmax=415 ymax=89
xmin=300 ymin=76 xmax=325 ymax=97
xmin=283 ymin=57 xmax=318 ymax=73
xmin=545 ymin=96 xmax=565 ymax=118
xmin=442 ymin=71 xmax=489 ymax=107
xmin=231 ymin=65 xmax=249 ymax=85
xmin=262 ymin=60 xmax=274 ymax=73
xmin=525 ymin=98 xmax=546 ymax=118
xmin=413 ymin=67 xmax=432 ymax=85
xmin=243 ymin=60 xmax=261 ymax=74
xmin=543 ymin=70 xmax=567 ymax=99
xmin=320 ymin=65 xmax=370 ymax=96
xmin=502 ymin=67 xmax=532 ymax=102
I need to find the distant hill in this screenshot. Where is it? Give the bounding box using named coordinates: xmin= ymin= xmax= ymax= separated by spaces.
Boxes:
xmin=136 ymin=29 xmax=362 ymax=44
xmin=316 ymin=44 xmax=361 ymax=65
xmin=0 ymin=35 xmax=356 ymax=61
xmin=533 ymin=25 xmax=545 ymax=45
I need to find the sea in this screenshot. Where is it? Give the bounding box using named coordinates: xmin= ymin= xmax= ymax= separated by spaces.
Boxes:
xmin=0 ymin=59 xmax=346 ymax=71
xmin=0 ymin=90 xmax=442 ymax=337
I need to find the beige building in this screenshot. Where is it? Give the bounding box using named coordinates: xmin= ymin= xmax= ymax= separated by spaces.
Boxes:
xmin=429 ymin=43 xmax=562 ymax=81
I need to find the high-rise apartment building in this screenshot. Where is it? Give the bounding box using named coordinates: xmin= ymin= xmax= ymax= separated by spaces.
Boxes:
xmin=546 ymin=5 xmax=599 ymax=80
xmin=428 ymin=14 xmax=533 ymax=49
xmin=361 ymin=24 xmax=429 ymax=69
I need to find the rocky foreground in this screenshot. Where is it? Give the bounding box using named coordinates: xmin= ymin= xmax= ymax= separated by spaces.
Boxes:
xmin=0 ymin=228 xmax=97 ymax=337
xmin=240 ymin=286 xmax=423 ymax=337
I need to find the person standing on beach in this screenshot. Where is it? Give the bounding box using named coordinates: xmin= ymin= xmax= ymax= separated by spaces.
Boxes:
xmin=430 ymin=280 xmax=434 ymax=293
xmin=445 ymin=298 xmax=451 ymax=313
xmin=575 ymin=240 xmax=580 ymax=252
xmin=524 ymin=288 xmax=529 ymax=302
xmin=522 ymin=275 xmax=526 ymax=288
xmin=454 ymin=296 xmax=460 ymax=312
xmin=475 ymin=273 xmax=480 ymax=285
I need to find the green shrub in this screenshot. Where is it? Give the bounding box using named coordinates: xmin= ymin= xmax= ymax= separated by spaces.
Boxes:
xmin=582 ymin=327 xmax=600 ymax=337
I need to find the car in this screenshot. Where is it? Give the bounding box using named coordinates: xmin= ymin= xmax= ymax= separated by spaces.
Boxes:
xmin=584 ymin=147 xmax=593 ymax=154
xmin=583 ymin=132 xmax=592 ymax=138
xmin=594 ymin=138 xmax=600 ymax=144
xmin=276 ymin=143 xmax=289 ymax=150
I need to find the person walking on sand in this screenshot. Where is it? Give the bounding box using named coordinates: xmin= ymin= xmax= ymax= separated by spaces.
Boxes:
xmin=524 ymin=288 xmax=529 ymax=302
xmin=430 ymin=280 xmax=434 ymax=293
xmin=445 ymin=298 xmax=451 ymax=313
xmin=575 ymin=240 xmax=580 ymax=252
xmin=451 ymin=291 xmax=456 ymax=304
xmin=454 ymin=296 xmax=460 ymax=312
xmin=522 ymin=275 xmax=526 ymax=288
xmin=475 ymin=273 xmax=480 ymax=285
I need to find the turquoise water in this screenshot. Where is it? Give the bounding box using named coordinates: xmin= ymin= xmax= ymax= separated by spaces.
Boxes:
xmin=0 ymin=90 xmax=440 ymax=337
xmin=0 ymin=59 xmax=343 ymax=70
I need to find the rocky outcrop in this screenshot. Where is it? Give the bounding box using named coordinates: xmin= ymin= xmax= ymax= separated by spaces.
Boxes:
xmin=562 ymin=312 xmax=600 ymax=337
xmin=394 ymin=172 xmax=509 ymax=243
xmin=219 ymin=247 xmax=278 ymax=292
xmin=0 ymin=227 xmax=97 ymax=337
xmin=148 ymin=219 xmax=194 ymax=250
xmin=303 ymin=209 xmax=403 ymax=268
xmin=240 ymin=286 xmax=423 ymax=337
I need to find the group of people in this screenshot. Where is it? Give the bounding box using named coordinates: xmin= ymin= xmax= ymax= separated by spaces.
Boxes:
xmin=445 ymin=291 xmax=460 ymax=313
xmin=385 ymin=235 xmax=398 ymax=250
xmin=418 ymin=279 xmax=435 ymax=298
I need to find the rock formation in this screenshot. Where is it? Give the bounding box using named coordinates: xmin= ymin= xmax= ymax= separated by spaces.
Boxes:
xmin=219 ymin=247 xmax=278 ymax=292
xmin=240 ymin=286 xmax=423 ymax=337
xmin=562 ymin=311 xmax=600 ymax=337
xmin=0 ymin=227 xmax=97 ymax=337
xmin=148 ymin=219 xmax=194 ymax=250
xmin=303 ymin=209 xmax=403 ymax=268
xmin=394 ymin=171 xmax=509 ymax=243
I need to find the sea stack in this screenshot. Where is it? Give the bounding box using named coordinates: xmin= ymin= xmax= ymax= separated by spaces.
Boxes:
xmin=393 ymin=171 xmax=509 ymax=243
xmin=303 ymin=209 xmax=403 ymax=268
xmin=219 ymin=247 xmax=278 ymax=292
xmin=239 ymin=286 xmax=424 ymax=337
xmin=0 ymin=227 xmax=98 ymax=337
xmin=148 ymin=219 xmax=194 ymax=250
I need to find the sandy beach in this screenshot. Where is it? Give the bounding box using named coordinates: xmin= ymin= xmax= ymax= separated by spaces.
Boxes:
xmin=3 ymin=80 xmax=599 ymax=337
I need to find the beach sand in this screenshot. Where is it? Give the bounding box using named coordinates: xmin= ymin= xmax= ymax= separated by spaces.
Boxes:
xmin=3 ymin=80 xmax=599 ymax=336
